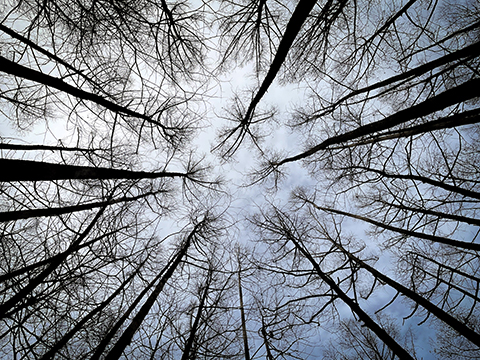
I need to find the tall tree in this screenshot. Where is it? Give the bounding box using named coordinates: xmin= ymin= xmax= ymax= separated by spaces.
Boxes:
xmin=2 ymin=0 xmax=480 ymax=358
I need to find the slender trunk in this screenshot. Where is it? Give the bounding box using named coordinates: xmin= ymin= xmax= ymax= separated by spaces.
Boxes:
xmin=102 ymin=221 xmax=203 ymax=360
xmin=0 ymin=159 xmax=187 ymax=182
xmin=180 ymin=270 xmax=212 ymax=360
xmin=242 ymin=0 xmax=320 ymax=124
xmin=279 ymin=78 xmax=480 ymax=165
xmin=0 ymin=190 xmax=165 ymax=222
xmin=260 ymin=321 xmax=275 ymax=360
xmin=255 ymin=0 xmax=268 ymax=29
xmin=313 ymin=39 xmax=480 ymax=119
xmin=0 ymin=205 xmax=107 ymax=318
xmin=361 ymin=0 xmax=417 ymax=49
xmin=285 ymin=232 xmax=414 ymax=360
xmin=304 ymin=200 xmax=480 ymax=251
xmin=0 ymin=143 xmax=99 ymax=152
xmin=352 ymin=166 xmax=480 ymax=200
xmin=406 ymin=261 xmax=480 ymax=303
xmin=0 ymin=24 xmax=105 ymax=94
xmin=376 ymin=200 xmax=480 ymax=227
xmin=214 ymin=0 xmax=326 ymax=157
xmin=411 ymin=253 xmax=480 ymax=283
xmin=333 ymin=108 xmax=480 ymax=149
xmin=89 ymin=264 xmax=171 ymax=360
xmin=237 ymin=258 xmax=250 ymax=360
xmin=329 ymin=240 xmax=480 ymax=347
xmin=0 ymin=229 xmax=122 ymax=283
xmin=0 ymin=55 xmax=167 ymax=129
xmin=39 ymin=258 xmax=147 ymax=360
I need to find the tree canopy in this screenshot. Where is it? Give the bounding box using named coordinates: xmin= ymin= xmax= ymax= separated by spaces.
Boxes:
xmin=1 ymin=0 xmax=479 ymax=358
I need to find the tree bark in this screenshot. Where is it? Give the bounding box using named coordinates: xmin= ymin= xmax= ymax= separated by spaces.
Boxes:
xmin=0 ymin=159 xmax=188 ymax=182
xmin=0 ymin=190 xmax=166 ymax=222
xmin=102 ymin=220 xmax=204 ymax=360
xmin=0 ymin=204 xmax=107 ymax=318
xmin=279 ymin=78 xmax=480 ymax=165
xmin=285 ymin=229 xmax=415 ymax=360
xmin=260 ymin=320 xmax=275 ymax=360
xmin=304 ymin=200 xmax=480 ymax=251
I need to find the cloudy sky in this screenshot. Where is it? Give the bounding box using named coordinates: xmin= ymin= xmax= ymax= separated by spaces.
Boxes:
xmin=1 ymin=0 xmax=478 ymax=358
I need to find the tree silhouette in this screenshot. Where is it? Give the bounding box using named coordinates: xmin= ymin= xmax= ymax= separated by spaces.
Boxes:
xmin=1 ymin=0 xmax=479 ymax=358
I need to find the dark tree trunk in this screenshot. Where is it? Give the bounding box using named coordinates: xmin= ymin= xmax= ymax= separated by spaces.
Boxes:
xmin=306 ymin=201 xmax=480 ymax=251
xmin=0 ymin=204 xmax=107 ymax=318
xmin=329 ymin=239 xmax=480 ymax=347
xmin=237 ymin=258 xmax=251 ymax=360
xmin=286 ymin=231 xmax=415 ymax=360
xmin=279 ymin=78 xmax=480 ymax=165
xmin=0 ymin=56 xmax=166 ymax=128
xmin=351 ymin=167 xmax=480 ymax=200
xmin=39 ymin=258 xmax=147 ymax=360
xmin=0 ymin=190 xmax=165 ymax=222
xmin=102 ymin=220 xmax=204 ymax=360
xmin=0 ymin=159 xmax=187 ymax=182
xmin=180 ymin=269 xmax=212 ymax=360
xmin=0 ymin=229 xmax=121 ymax=283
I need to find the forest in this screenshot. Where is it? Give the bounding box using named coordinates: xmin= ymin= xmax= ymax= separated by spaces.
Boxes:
xmin=0 ymin=0 xmax=479 ymax=358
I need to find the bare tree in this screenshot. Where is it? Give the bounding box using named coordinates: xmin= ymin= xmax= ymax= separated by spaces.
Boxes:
xmin=2 ymin=0 xmax=480 ymax=358
xmin=323 ymin=315 xmax=418 ymax=360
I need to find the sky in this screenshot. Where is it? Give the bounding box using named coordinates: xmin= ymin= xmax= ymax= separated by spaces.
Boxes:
xmin=1 ymin=0 xmax=479 ymax=358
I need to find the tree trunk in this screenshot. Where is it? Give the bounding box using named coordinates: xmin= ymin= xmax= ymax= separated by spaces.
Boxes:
xmin=0 ymin=143 xmax=99 ymax=152
xmin=305 ymin=200 xmax=480 ymax=251
xmin=260 ymin=322 xmax=275 ymax=360
xmin=352 ymin=166 xmax=480 ymax=200
xmin=0 ymin=204 xmax=107 ymax=318
xmin=286 ymin=232 xmax=415 ymax=360
xmin=0 ymin=159 xmax=187 ymax=182
xmin=279 ymin=78 xmax=480 ymax=165
xmin=102 ymin=220 xmax=204 ymax=360
xmin=0 ymin=229 xmax=121 ymax=283
xmin=334 ymin=108 xmax=480 ymax=149
xmin=0 ymin=190 xmax=165 ymax=222
xmin=312 ymin=39 xmax=480 ymax=120
xmin=0 ymin=55 xmax=166 ymax=129
xmin=375 ymin=200 xmax=480 ymax=227
xmin=242 ymin=0 xmax=322 ymax=124
xmin=0 ymin=24 xmax=104 ymax=93
xmin=181 ymin=268 xmax=213 ymax=360
xmin=39 ymin=258 xmax=146 ymax=360
xmin=237 ymin=256 xmax=251 ymax=360
xmin=329 ymin=239 xmax=480 ymax=347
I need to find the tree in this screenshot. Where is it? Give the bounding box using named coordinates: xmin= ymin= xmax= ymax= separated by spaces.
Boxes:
xmin=251 ymin=205 xmax=416 ymax=359
xmin=1 ymin=0 xmax=480 ymax=358
xmin=322 ymin=315 xmax=418 ymax=360
xmin=433 ymin=311 xmax=480 ymax=360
